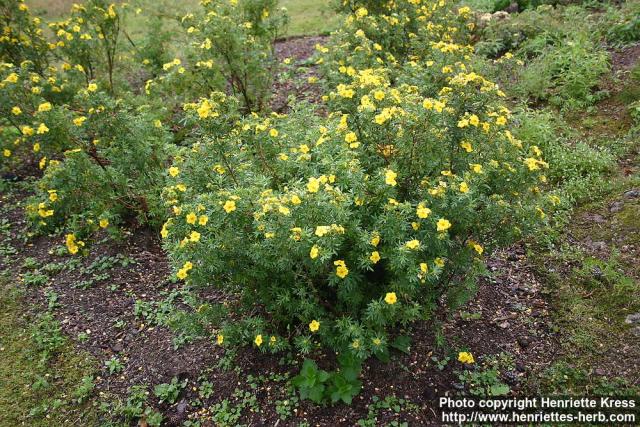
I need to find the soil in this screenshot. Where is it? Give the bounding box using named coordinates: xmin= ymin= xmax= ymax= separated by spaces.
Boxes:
xmin=270 ymin=36 xmax=327 ymax=113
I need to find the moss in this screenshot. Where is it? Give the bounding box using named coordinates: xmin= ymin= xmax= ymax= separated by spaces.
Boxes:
xmin=0 ymin=276 xmax=100 ymax=427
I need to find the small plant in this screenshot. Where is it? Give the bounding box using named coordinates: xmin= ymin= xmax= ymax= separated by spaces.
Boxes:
xmin=104 ymin=356 xmax=124 ymax=375
xmin=457 ymin=353 xmax=513 ymax=397
xmin=292 ymin=354 xmax=363 ymax=405
xmin=31 ymin=313 xmax=66 ymax=364
xmin=73 ymin=375 xmax=95 ymax=404
xmin=154 ymin=377 xmax=187 ymax=404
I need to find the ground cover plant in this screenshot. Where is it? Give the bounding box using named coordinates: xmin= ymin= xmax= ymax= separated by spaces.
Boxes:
xmin=0 ymin=0 xmax=639 ymax=425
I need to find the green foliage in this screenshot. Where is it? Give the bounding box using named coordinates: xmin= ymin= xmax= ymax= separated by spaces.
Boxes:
xmin=457 ymin=353 xmax=513 ymax=397
xmin=47 ymin=0 xmax=124 ymax=92
xmin=514 ymin=109 xmax=615 ymax=204
xmin=602 ymin=0 xmax=640 ymax=46
xmin=154 ymin=376 xmax=187 ymax=404
xmin=154 ymin=0 xmax=288 ymax=112
xmin=357 ymin=395 xmax=417 ymax=427
xmin=104 ymin=356 xmax=124 ymax=375
xmin=518 ymin=34 xmax=609 ymax=108
xmin=0 ymin=0 xmax=50 ymax=73
xmin=291 ymin=355 xmax=363 ymax=404
xmin=31 ymin=312 xmax=67 ymax=365
xmin=23 ymin=94 xmax=173 ymax=236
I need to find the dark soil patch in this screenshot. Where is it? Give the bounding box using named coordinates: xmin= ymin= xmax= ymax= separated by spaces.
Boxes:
xmin=270 ymin=36 xmax=327 ymax=113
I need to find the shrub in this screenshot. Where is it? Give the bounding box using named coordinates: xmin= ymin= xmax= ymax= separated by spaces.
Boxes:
xmin=152 ymin=0 xmax=288 ymax=113
xmin=161 ymin=2 xmax=552 ymax=391
xmin=516 ymin=31 xmax=609 ymax=108
xmin=0 ymin=0 xmax=51 ymax=74
xmin=24 ymin=92 xmax=172 ymax=239
xmin=0 ymin=62 xmax=81 ymax=172
xmin=47 ymin=0 xmax=125 ymax=93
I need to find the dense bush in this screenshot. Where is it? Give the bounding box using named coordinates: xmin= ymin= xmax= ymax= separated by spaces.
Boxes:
xmin=47 ymin=0 xmax=124 ymax=93
xmin=161 ymin=1 xmax=552 ymax=393
xmin=0 ymin=0 xmax=51 ymax=74
xmin=25 ymin=94 xmax=172 ymax=236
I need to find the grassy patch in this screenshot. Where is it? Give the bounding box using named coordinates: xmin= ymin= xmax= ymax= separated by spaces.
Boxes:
xmin=0 ymin=275 xmax=99 ymax=427
xmin=280 ymin=0 xmax=338 ymax=36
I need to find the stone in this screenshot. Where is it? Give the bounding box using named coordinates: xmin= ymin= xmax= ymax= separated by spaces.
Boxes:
xmin=623 ymin=189 xmax=639 ymax=199
xmin=625 ymin=313 xmax=640 ymax=324
xmin=610 ymin=201 xmax=624 ymax=213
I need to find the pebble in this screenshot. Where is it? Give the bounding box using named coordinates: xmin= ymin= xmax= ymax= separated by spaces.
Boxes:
xmin=623 ymin=189 xmax=639 ymax=199
xmin=610 ymin=201 xmax=624 ymax=213
xmin=625 ymin=313 xmax=640 ymax=324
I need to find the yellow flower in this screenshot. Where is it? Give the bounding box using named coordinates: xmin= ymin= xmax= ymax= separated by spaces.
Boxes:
xmin=405 ymin=239 xmax=420 ymax=250
xmin=334 ymin=260 xmax=349 ymax=279
xmin=310 ymin=245 xmax=319 ymax=259
xmin=3 ymin=149 xmax=11 ymax=157
xmin=168 ymin=167 xmax=179 ymax=177
xmin=469 ymin=114 xmax=480 ymax=126
xmin=37 ymin=123 xmax=49 ymax=134
xmin=190 ymin=231 xmax=201 ymax=242
xmin=307 ymin=177 xmax=320 ymax=193
xmin=370 ymin=233 xmax=380 ymax=247
xmin=73 ymin=116 xmax=86 ymax=126
xmin=384 ymin=292 xmax=397 ymax=305
xmin=186 ymin=212 xmax=197 ymax=224
xmin=385 ymin=169 xmax=397 ymax=186
xmin=420 ymin=263 xmax=428 ymax=274
xmin=99 ymin=218 xmax=109 ymax=228
xmin=216 ymin=334 xmax=224 ymax=345
xmin=496 ymin=116 xmax=507 ymax=126
xmin=416 ymin=204 xmax=431 ymax=219
xmin=373 ymin=90 xmax=385 ymax=101
xmin=38 ymin=102 xmax=52 ymax=112
xmin=460 ymin=141 xmax=473 ymax=153
xmin=223 ymin=200 xmax=236 ymax=213
xmin=370 ymin=251 xmax=381 ymax=264
xmin=87 ymin=83 xmax=98 ymax=92
xmin=458 ymin=351 xmax=475 ymax=364
xmin=254 ymin=334 xmax=263 ymax=347
xmin=471 ymin=163 xmax=483 ymax=173
xmin=269 ymin=128 xmax=278 ymax=137
xmin=473 ymin=243 xmax=483 ymax=254
xmin=309 ymin=320 xmax=320 ymax=332
xmin=459 ymin=182 xmax=469 ymax=193
xmin=434 ymin=257 xmax=445 ymax=268
xmin=437 ymin=218 xmax=452 ymax=232
xmin=345 ymin=132 xmax=357 ymax=144
xmin=177 ymin=269 xmax=188 ymax=279
xmin=11 ymin=106 xmax=21 ymax=115
xmin=198 ymin=215 xmax=208 ymax=225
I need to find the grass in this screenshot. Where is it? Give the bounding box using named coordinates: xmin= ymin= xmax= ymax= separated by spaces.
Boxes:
xmin=26 ymin=0 xmax=338 ymax=37
xmin=280 ymin=0 xmax=338 ymax=36
xmin=0 ymin=275 xmax=99 ymax=427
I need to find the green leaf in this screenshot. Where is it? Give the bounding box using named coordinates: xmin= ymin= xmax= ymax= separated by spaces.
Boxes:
xmin=390 ymin=335 xmax=411 ymax=354
xmin=489 ymin=384 xmax=510 ymax=396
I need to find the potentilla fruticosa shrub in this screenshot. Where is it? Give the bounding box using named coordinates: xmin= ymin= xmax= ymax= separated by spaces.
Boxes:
xmin=46 ymin=0 xmax=125 ymax=93
xmin=24 ymin=91 xmax=173 ymax=244
xmin=0 ymin=62 xmax=84 ymax=170
xmin=0 ymin=0 xmax=51 ymax=74
xmin=161 ymin=3 xmax=556 ymax=402
xmin=149 ymin=0 xmax=288 ymax=113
